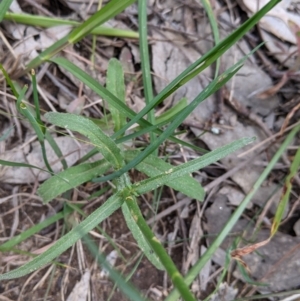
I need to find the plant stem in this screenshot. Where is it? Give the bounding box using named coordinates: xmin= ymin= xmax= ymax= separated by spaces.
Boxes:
xmin=124 ymin=193 xmax=197 ymax=301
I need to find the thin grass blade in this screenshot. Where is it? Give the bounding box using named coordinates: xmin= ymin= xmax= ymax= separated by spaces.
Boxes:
xmin=200 ymin=0 xmax=220 ymax=78
xmin=0 ymin=159 xmax=49 ymax=173
xmin=17 ymin=87 xmax=53 ymax=172
xmin=0 ymin=64 xmax=18 ymax=96
xmin=69 ymin=0 xmax=136 ymax=43
xmin=44 ymin=130 xmax=68 ymax=170
xmin=4 ymin=13 xmax=138 ymax=38
xmin=0 ymin=207 xmax=73 ymax=251
xmin=26 ymin=0 xmax=136 ymax=71
xmin=124 ymin=193 xmax=197 ymax=301
xmin=82 ymin=234 xmax=149 ymax=301
xmin=271 ymin=144 xmax=300 ymax=236
xmin=138 ymin=0 xmax=155 ymax=144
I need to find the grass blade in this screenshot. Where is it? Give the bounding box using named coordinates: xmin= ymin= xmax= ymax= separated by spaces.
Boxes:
xmin=200 ymin=0 xmax=220 ymax=78
xmin=17 ymin=86 xmax=54 ymax=172
xmin=68 ymin=0 xmax=136 ymax=43
xmin=82 ymin=234 xmax=149 ymax=301
xmin=138 ymin=0 xmax=155 ymax=143
xmin=26 ymin=0 xmax=136 ymax=71
xmin=0 ymin=207 xmax=73 ymax=251
xmin=271 ymin=141 xmax=300 ymax=236
xmin=124 ymin=193 xmax=197 ymax=301
xmin=44 ymin=130 xmax=68 ymax=170
xmin=4 ymin=12 xmax=138 ymax=38
xmin=0 ymin=159 xmax=49 ymax=174
xmin=0 ymin=63 xmax=18 ymax=96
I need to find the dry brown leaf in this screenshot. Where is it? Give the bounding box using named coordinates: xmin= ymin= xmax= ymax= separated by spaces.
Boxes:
xmin=280 ymin=101 xmax=300 ymax=135
xmin=66 ymin=270 xmax=90 ymax=301
xmin=231 ymin=237 xmax=271 ymax=259
xmin=240 ymin=0 xmax=300 ymax=67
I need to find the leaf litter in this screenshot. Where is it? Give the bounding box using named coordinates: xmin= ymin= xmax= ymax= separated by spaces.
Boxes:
xmin=0 ymin=0 xmax=300 ymax=300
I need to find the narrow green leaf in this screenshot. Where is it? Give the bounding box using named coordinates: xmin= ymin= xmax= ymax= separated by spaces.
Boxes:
xmin=106 ymin=58 xmax=126 ymax=132
xmin=4 ymin=13 xmax=139 ymax=38
xmin=17 ymin=87 xmax=53 ymax=172
xmin=0 ymin=207 xmax=73 ymax=251
xmin=154 ymin=98 xmax=188 ymax=125
xmin=0 ymin=193 xmax=123 ymax=280
xmin=45 ymin=112 xmax=124 ymax=169
xmin=124 ymin=192 xmax=197 ymax=301
xmin=44 ymin=130 xmax=68 ymax=170
xmin=133 ymin=137 xmax=255 ymax=195
xmin=121 ymin=202 xmax=164 ymax=270
xmin=83 ymin=234 xmax=149 ymax=301
xmin=31 ymin=70 xmax=41 ymax=122
xmin=201 ymin=0 xmax=220 ymax=78
xmin=115 ymin=117 xmax=208 ymax=154
xmin=271 ymin=145 xmax=300 ymax=236
xmin=69 ymin=0 xmax=136 ymax=43
xmin=0 ymin=159 xmax=49 ymax=173
xmin=0 ymin=64 xmax=18 ymax=97
xmin=26 ymin=36 xmax=70 ymax=72
xmin=0 ymin=0 xmax=13 ymax=22
xmin=26 ymin=0 xmax=136 ymax=71
xmin=125 ymin=150 xmax=205 ymax=201
xmin=38 ymin=160 xmax=111 ymax=203
xmin=138 ymin=0 xmax=155 ymax=144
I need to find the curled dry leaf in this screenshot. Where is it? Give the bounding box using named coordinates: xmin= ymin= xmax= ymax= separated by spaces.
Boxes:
xmin=240 ymin=0 xmax=300 ymax=67
xmin=231 ymin=237 xmax=270 ymax=257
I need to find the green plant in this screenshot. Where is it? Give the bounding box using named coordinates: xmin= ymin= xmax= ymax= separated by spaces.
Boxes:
xmin=0 ymin=0 xmax=284 ymax=300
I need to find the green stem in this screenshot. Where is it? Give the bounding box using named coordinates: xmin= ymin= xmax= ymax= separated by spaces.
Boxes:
xmin=124 ymin=193 xmax=196 ymax=301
